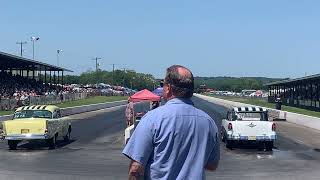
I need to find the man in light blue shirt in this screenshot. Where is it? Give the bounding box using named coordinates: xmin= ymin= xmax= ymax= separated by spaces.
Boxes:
xmin=123 ymin=65 xmax=220 ymax=180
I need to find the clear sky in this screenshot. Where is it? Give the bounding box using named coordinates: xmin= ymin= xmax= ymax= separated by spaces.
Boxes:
xmin=1 ymin=0 xmax=320 ymax=79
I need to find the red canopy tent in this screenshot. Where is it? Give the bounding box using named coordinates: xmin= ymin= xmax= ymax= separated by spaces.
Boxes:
xmin=129 ymin=89 xmax=161 ymax=103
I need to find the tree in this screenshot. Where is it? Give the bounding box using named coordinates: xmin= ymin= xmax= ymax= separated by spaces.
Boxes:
xmin=195 ymin=76 xmax=282 ymax=92
xmin=63 ymin=69 xmax=158 ymax=90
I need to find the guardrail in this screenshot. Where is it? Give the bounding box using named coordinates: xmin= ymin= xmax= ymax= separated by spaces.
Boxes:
xmin=205 ymin=93 xmax=269 ymax=102
xmin=0 ymin=100 xmax=128 ymax=122
xmin=61 ymin=100 xmax=127 ymax=116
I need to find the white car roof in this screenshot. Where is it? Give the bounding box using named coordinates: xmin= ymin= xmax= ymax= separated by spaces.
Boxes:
xmin=233 ymin=106 xmax=267 ymax=112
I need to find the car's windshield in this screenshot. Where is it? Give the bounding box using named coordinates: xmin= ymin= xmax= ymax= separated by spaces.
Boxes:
xmin=13 ymin=110 xmax=52 ymax=119
xmin=236 ymin=112 xmax=268 ymax=121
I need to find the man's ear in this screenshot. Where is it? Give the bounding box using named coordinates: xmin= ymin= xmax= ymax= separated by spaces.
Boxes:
xmin=164 ymin=83 xmax=170 ymax=93
xmin=166 ymin=84 xmax=173 ymax=96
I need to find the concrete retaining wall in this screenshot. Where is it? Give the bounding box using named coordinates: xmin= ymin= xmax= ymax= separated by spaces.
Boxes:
xmin=195 ymin=94 xmax=320 ymax=131
xmin=61 ymin=100 xmax=127 ymax=116
xmin=0 ymin=100 xmax=127 ymax=122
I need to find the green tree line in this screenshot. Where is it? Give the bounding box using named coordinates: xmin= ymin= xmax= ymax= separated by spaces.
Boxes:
xmin=62 ymin=70 xmax=158 ymax=90
xmin=195 ymin=77 xmax=282 ymax=92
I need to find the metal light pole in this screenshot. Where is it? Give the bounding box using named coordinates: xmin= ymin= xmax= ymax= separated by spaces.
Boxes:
xmin=31 ymin=37 xmax=40 ymax=59
xmin=16 ymin=41 xmax=27 ymax=57
xmin=57 ymin=49 xmax=63 ymax=66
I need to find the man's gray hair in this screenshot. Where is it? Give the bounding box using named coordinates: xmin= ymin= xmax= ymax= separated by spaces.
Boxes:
xmin=164 ymin=65 xmax=194 ymax=98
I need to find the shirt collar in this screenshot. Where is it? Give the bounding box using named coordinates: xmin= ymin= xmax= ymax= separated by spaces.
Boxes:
xmin=166 ymin=98 xmax=194 ymax=106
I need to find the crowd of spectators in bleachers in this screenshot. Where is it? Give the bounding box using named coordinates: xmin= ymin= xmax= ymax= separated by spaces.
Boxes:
xmin=0 ymin=71 xmax=54 ymax=100
xmin=0 ymin=71 xmax=135 ymax=110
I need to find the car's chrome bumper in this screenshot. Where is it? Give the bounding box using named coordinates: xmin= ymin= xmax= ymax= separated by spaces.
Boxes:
xmin=4 ymin=134 xmax=49 ymax=140
xmin=227 ymin=134 xmax=277 ymax=141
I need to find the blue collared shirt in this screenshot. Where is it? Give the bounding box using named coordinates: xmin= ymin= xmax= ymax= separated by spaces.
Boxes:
xmin=122 ymin=98 xmax=220 ymax=180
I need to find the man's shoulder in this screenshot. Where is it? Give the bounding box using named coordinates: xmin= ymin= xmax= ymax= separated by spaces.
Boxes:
xmin=144 ymin=105 xmax=168 ymax=117
xmin=192 ymin=107 xmax=212 ymax=119
xmin=140 ymin=104 xmax=174 ymax=123
xmin=193 ymin=107 xmax=217 ymax=128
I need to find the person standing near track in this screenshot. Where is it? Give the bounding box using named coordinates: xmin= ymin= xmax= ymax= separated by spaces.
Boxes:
xmin=125 ymin=100 xmax=135 ymax=127
xmin=123 ymin=65 xmax=220 ymax=180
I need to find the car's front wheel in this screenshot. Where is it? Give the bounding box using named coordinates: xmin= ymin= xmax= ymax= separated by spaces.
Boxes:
xmin=8 ymin=140 xmax=18 ymax=150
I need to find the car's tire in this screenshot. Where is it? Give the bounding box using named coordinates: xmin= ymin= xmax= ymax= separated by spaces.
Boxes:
xmin=8 ymin=140 xmax=18 ymax=150
xmin=226 ymin=140 xmax=234 ymax=149
xmin=221 ymin=130 xmax=226 ymax=142
xmin=47 ymin=135 xmax=56 ymax=150
xmin=63 ymin=132 xmax=71 ymax=142
xmin=265 ymin=141 xmax=274 ymax=151
xmin=257 ymin=142 xmax=264 ymax=151
xmin=63 ymin=126 xmax=71 ymax=142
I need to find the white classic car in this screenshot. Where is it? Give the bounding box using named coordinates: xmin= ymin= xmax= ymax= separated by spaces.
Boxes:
xmin=221 ymin=106 xmax=276 ymax=151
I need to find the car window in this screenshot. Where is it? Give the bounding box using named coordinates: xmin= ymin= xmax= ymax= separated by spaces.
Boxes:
xmin=236 ymin=112 xmax=268 ymax=121
xmin=231 ymin=111 xmax=238 ymax=121
xmin=14 ymin=110 xmax=52 ymax=119
xmin=226 ymin=111 xmax=230 ymax=120
xmin=56 ymin=110 xmax=62 ymax=118
xmin=52 ymin=111 xmax=58 ymax=119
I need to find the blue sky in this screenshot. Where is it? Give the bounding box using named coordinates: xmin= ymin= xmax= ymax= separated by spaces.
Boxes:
xmin=1 ymin=0 xmax=320 ymax=79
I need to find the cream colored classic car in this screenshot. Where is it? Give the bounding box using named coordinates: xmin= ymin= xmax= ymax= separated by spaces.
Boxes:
xmin=2 ymin=105 xmax=71 ymax=150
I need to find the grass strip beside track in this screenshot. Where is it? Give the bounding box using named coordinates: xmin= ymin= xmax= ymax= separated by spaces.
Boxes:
xmin=0 ymin=96 xmax=128 ymax=116
xmin=206 ymin=94 xmax=320 ymax=118
xmin=0 ymin=111 xmax=13 ymax=116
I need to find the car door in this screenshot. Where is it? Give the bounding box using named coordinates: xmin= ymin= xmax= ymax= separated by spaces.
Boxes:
xmin=51 ymin=110 xmax=61 ymax=137
xmin=57 ymin=110 xmax=67 ymax=136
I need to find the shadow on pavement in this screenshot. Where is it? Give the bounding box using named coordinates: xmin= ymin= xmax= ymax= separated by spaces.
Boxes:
xmin=224 ymin=142 xmax=275 ymax=152
xmin=13 ymin=139 xmax=77 ymax=151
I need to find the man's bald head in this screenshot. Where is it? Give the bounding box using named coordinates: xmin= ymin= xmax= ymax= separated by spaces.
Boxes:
xmin=164 ymin=65 xmax=194 ymax=98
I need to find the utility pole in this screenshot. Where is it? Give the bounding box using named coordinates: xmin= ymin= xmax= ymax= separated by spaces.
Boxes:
xmin=93 ymin=57 xmax=102 ymax=87
xmin=131 ymin=77 xmax=135 ymax=90
xmin=112 ymin=64 xmax=115 ymax=86
xmin=123 ymin=68 xmax=126 ymax=87
xmin=16 ymin=41 xmax=27 ymax=57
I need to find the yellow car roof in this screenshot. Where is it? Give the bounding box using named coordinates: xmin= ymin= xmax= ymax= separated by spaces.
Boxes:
xmin=15 ymin=105 xmax=59 ymax=113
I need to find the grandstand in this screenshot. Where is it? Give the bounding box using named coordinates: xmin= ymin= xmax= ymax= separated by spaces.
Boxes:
xmin=266 ymin=74 xmax=320 ymax=111
xmin=0 ymin=51 xmax=72 ymax=99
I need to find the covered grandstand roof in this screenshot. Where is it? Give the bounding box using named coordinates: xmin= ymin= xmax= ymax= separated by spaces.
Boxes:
xmin=265 ymin=74 xmax=320 ymax=86
xmin=0 ymin=51 xmax=72 ymax=72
